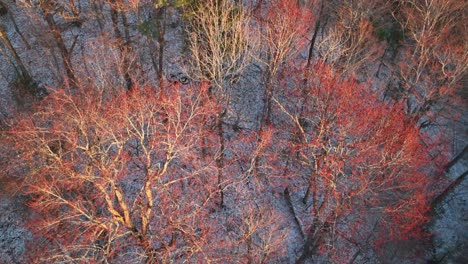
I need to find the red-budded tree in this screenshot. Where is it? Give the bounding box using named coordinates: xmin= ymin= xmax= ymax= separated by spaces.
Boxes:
xmin=5 ymin=83 xmax=225 ymax=263
xmin=269 ymin=64 xmax=445 ymax=263
xmin=255 ymin=0 xmax=314 ymax=125
xmin=4 ymin=81 xmax=288 ymax=263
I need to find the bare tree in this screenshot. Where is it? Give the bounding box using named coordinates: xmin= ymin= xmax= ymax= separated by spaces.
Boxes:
xmin=186 ymin=0 xmax=257 ymax=101
xmin=5 ymin=82 xmax=223 ymax=263
xmin=394 ymin=0 xmax=467 ymax=118
xmin=271 ymin=64 xmax=445 ymax=262
xmin=255 ymin=0 xmax=313 ymax=125
xmin=185 ymin=0 xmax=257 ymax=208
xmin=316 ymin=0 xmax=387 ymax=75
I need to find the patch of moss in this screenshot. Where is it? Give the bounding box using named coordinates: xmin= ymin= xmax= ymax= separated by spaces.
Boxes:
xmin=137 ymin=19 xmax=160 ymax=39
xmin=373 ymin=19 xmax=404 ymax=47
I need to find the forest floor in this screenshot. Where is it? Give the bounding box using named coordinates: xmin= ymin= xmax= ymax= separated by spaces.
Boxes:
xmin=0 ymin=1 xmax=467 ymax=263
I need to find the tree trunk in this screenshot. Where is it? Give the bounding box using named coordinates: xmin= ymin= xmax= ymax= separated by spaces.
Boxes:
xmin=3 ymin=2 xmax=31 ymax=50
xmin=42 ymin=11 xmax=77 ymax=85
xmin=444 ymin=145 xmax=468 ymax=172
xmin=110 ymin=0 xmax=133 ymax=90
xmin=306 ymin=0 xmax=324 ymax=69
xmin=261 ymin=70 xmax=273 ymax=127
xmin=284 ymin=188 xmax=305 ymax=239
xmin=0 ymin=26 xmax=30 ymax=81
xmin=216 ymin=118 xmax=225 ymax=208
xmin=431 ymin=170 xmax=467 ymax=210
xmin=296 ymin=221 xmax=330 ymax=264
xmin=156 ymin=6 xmax=166 ymax=87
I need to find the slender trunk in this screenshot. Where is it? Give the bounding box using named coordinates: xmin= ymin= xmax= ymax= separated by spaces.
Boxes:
xmin=246 ymin=235 xmax=253 ymax=264
xmin=264 ymin=82 xmax=272 ymax=126
xmin=303 ymin=170 xmax=318 ymax=204
xmin=375 ymin=46 xmax=389 ymax=78
xmin=444 ymin=145 xmax=468 ymax=172
xmin=296 ymin=213 xmax=332 ymax=264
xmin=303 ymin=156 xmax=320 ymax=204
xmin=42 ymin=11 xmax=77 ymax=85
xmin=110 ymin=1 xmax=133 ymax=90
xmin=255 ymin=71 xmax=273 ymax=178
xmin=0 ymin=27 xmax=30 ymax=80
xmin=284 ymin=188 xmax=305 ymax=239
xmin=110 ymin=1 xmax=122 ymax=40
xmin=431 ymin=170 xmax=467 ymax=210
xmin=120 ymin=7 xmax=133 ymax=90
xmin=216 ymin=117 xmax=225 ymax=208
xmin=0 ymin=45 xmax=19 ymax=75
xmin=295 ymin=222 xmax=324 ymax=264
xmin=148 ymin=39 xmax=160 ymax=84
xmin=303 ymin=180 xmax=312 ymax=204
xmin=146 ymin=6 xmax=165 ymax=88
xmin=121 ymin=8 xmax=131 ymax=45
xmin=261 ymin=70 xmax=273 ymax=127
xmin=156 ymin=6 xmax=166 ymax=87
xmin=306 ymin=0 xmax=323 ymax=69
xmin=4 ymin=4 xmax=31 ymax=50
